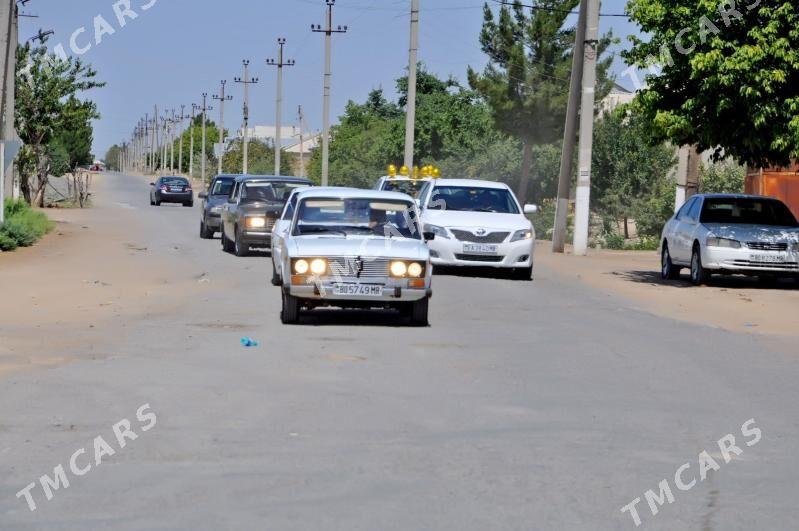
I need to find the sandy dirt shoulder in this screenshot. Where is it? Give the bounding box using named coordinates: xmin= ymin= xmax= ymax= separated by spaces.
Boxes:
xmin=535 ymin=241 xmax=799 ymax=338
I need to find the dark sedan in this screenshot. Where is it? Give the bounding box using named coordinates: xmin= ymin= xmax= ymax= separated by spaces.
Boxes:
xmin=220 ymin=175 xmax=313 ymax=256
xmin=198 ymin=174 xmax=236 ymax=238
xmin=150 ymin=176 xmax=193 ymax=207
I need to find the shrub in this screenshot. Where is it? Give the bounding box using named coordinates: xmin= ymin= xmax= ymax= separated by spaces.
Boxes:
xmin=0 ymin=199 xmax=53 ymax=250
xmin=603 ymin=232 xmax=625 ymax=250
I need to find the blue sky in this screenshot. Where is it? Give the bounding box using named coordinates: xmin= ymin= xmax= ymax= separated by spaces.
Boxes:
xmin=20 ymin=0 xmax=638 ymax=157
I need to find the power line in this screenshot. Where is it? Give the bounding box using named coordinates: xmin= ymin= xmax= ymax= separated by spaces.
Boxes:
xmin=490 ymin=0 xmax=629 ymax=19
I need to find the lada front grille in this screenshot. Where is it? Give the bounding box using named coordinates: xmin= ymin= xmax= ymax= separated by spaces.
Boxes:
xmin=327 ymin=257 xmax=390 ymax=278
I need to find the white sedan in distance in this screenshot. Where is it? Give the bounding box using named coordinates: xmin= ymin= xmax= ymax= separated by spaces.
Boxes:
xmin=660 ymin=194 xmax=799 ymax=285
xmin=277 ymin=188 xmax=434 ymax=325
xmin=418 ymin=179 xmax=537 ymax=279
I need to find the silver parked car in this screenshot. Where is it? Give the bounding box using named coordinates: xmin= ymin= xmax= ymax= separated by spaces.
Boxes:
xmin=660 ymin=194 xmax=799 ymax=285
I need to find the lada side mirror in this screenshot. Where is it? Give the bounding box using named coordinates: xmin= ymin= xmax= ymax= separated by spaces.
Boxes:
xmin=423 ymin=231 xmax=436 ymax=241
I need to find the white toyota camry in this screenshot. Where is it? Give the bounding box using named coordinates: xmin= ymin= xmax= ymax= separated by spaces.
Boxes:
xmin=418 ymin=179 xmax=537 ymax=279
xmin=660 ymin=194 xmax=799 ymax=285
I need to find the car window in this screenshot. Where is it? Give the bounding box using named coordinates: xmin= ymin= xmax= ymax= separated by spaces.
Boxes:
xmin=381 ymin=179 xmax=428 ymax=198
xmin=294 ymin=197 xmax=421 ymax=239
xmin=686 ymin=197 xmax=702 ymax=221
xmin=282 ymin=193 xmax=299 ymax=220
xmin=211 ymin=179 xmax=234 ymax=196
xmin=676 ymin=198 xmax=694 ymax=220
xmin=700 ymin=197 xmax=799 ymax=226
xmin=426 ymin=186 xmax=520 ymax=214
xmin=162 ymin=177 xmax=188 ymax=186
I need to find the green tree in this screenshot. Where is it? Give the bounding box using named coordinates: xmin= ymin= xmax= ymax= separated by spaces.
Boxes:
xmin=699 ymin=160 xmax=745 ymax=194
xmin=104 ymin=145 xmax=122 ymax=171
xmin=222 ymin=138 xmax=295 ymax=176
xmin=624 ymin=0 xmax=799 ymax=167
xmin=591 ymin=105 xmax=677 ymax=238
xmin=15 ymin=39 xmax=104 ymax=206
xmin=468 ymin=1 xmax=615 ymax=203
xmin=173 ymin=116 xmax=222 ymax=178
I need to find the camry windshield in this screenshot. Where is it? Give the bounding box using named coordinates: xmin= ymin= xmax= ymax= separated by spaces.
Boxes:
xmin=700 ymin=198 xmax=799 ymax=227
xmin=294 ymin=198 xmax=421 ymax=239
xmin=426 ymin=186 xmax=519 ymax=213
xmin=242 ymin=181 xmax=309 ymax=202
xmin=211 ymin=179 xmax=234 ymax=196
xmin=381 ymin=179 xmax=427 ymax=198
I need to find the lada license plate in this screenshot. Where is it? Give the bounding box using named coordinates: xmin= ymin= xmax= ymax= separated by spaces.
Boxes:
xmin=750 ymin=254 xmax=785 ymax=263
xmin=333 ymin=284 xmax=383 ymax=296
xmin=463 ymin=243 xmax=499 ymax=254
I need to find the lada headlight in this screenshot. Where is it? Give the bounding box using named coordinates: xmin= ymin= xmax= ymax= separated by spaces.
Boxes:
xmin=310 ymin=258 xmax=328 ymax=275
xmin=246 ymin=217 xmax=267 ymax=229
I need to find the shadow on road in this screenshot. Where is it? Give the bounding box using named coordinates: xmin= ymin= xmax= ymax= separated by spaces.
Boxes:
xmin=432 ymin=265 xmax=532 ymax=281
xmin=610 ymin=270 xmax=799 ymax=290
xmin=295 ymin=308 xmax=421 ymax=327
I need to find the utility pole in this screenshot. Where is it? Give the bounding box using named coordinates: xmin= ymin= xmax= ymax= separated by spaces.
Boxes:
xmin=551 ymin=0 xmax=587 ymax=253
xmin=312 ymin=0 xmax=347 ymax=186
xmin=189 ymin=103 xmax=197 ymax=178
xmin=572 ymin=0 xmax=601 ymax=256
xmin=152 ymin=105 xmax=158 ymax=173
xmin=267 ymin=38 xmax=295 ymax=175
xmin=200 ymin=93 xmax=213 ymax=187
xmin=235 ymin=60 xmax=258 ymax=175
xmin=1 ymin=0 xmax=19 ymax=220
xmin=403 ymin=0 xmax=420 ymax=171
xmin=212 ymin=80 xmax=233 ymax=176
xmin=297 ymin=105 xmax=306 ymax=178
xmin=178 ymin=104 xmax=186 ymax=175
xmin=161 ymin=115 xmax=168 ymax=173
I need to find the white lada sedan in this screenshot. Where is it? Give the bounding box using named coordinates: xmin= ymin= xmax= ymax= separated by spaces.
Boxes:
xmin=660 ymin=194 xmax=799 ymax=285
xmin=418 ymin=179 xmax=537 ymax=279
xmin=277 ymin=188 xmax=433 ymax=325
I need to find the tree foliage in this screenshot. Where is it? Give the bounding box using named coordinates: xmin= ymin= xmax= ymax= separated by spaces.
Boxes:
xmin=468 ymin=0 xmax=615 ymax=202
xmin=15 ymin=39 xmax=104 ymax=205
xmin=222 ymin=138 xmax=295 ymax=176
xmin=624 ymin=0 xmax=799 ymax=167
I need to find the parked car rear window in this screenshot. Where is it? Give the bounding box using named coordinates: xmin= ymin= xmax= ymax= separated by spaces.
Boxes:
xmin=162 ymin=177 xmax=188 ymax=186
xmin=700 ymin=198 xmax=799 ymax=227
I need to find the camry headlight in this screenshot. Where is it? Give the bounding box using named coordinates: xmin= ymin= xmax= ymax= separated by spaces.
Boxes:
xmin=423 ymin=224 xmax=450 ymax=239
xmin=246 ymin=217 xmax=267 ymax=229
xmin=310 ymin=258 xmax=327 ymax=275
xmin=390 ymin=261 xmax=408 ymax=277
xmin=706 ymin=236 xmax=741 ymax=249
xmin=294 ymin=259 xmax=309 ymax=274
xmin=510 ymin=229 xmax=534 ymax=242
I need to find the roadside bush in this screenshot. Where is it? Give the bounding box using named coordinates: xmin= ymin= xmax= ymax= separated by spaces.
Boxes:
xmin=603 ymin=232 xmax=625 ymax=250
xmin=0 ymin=199 xmax=53 ymax=251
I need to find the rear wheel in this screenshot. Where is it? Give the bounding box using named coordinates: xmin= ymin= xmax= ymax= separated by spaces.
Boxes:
xmin=408 ymin=297 xmax=430 ymax=327
xmin=661 ymin=244 xmax=681 ymax=280
xmin=183 ymin=201 xmax=193 ymax=208
xmin=690 ymin=245 xmax=709 ymax=286
xmin=234 ymin=227 xmax=249 ymax=257
xmin=281 ymin=290 xmax=300 ymax=324
xmin=154 ymin=199 xmax=161 ymax=206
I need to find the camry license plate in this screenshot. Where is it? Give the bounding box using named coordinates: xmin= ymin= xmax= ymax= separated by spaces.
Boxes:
xmin=463 ymin=243 xmax=499 ymax=254
xmin=750 ymin=254 xmax=785 ymax=263
xmin=332 ymin=284 xmax=383 ymax=297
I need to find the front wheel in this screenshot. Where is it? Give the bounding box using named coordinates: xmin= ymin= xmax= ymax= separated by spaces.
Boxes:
xmin=221 ymin=229 xmax=234 ymax=253
xmin=234 ymin=227 xmax=249 ymax=257
xmin=512 ymin=265 xmax=533 ymax=281
xmin=200 ymin=219 xmax=214 ymax=239
xmin=690 ymin=246 xmax=709 ymax=286
xmin=409 ymin=297 xmax=430 ymax=327
xmin=281 ymin=290 xmax=300 ymax=324
xmin=271 ymin=259 xmax=282 ymax=286
xmin=661 ymin=244 xmax=681 ymax=280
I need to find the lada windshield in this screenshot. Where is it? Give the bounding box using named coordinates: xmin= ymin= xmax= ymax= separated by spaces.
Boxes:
xmin=294 ymin=198 xmax=421 ymax=239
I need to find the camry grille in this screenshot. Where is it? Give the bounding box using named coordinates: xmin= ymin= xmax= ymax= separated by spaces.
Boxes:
xmin=746 ymin=242 xmax=788 ymax=251
xmin=450 ymin=230 xmax=509 ymax=244
xmin=455 ymin=254 xmax=505 ymax=263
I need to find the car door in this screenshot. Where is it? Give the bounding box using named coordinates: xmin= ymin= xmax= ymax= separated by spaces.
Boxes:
xmin=222 ymin=182 xmax=240 ymax=239
xmin=674 ymin=197 xmax=702 ymax=263
xmin=272 ymin=191 xmax=299 ymax=270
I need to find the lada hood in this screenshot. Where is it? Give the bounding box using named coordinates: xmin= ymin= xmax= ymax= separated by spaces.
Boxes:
xmin=422 ymin=209 xmax=531 ymax=231
xmin=289 ymin=236 xmax=429 ymax=261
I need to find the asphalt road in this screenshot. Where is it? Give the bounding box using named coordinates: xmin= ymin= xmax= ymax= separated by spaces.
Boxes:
xmin=1 ymin=172 xmax=797 ymax=530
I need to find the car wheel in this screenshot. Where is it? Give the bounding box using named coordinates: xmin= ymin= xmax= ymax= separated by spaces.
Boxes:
xmin=221 ymin=229 xmax=234 ymax=253
xmin=183 ymin=201 xmax=193 ymax=208
xmin=234 ymin=227 xmax=249 ymax=257
xmin=661 ymin=244 xmax=681 ymax=280
xmin=150 ymin=197 xmax=154 ymax=206
xmin=281 ymin=290 xmax=300 ymax=324
xmin=271 ymin=258 xmax=282 ymax=286
xmin=409 ymin=296 xmax=430 ymax=327
xmin=200 ymin=220 xmax=214 ymax=239
xmin=690 ymin=245 xmax=709 ymax=286
xmin=154 ymin=199 xmax=161 ymax=206
xmin=512 ymin=265 xmax=533 ymax=281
